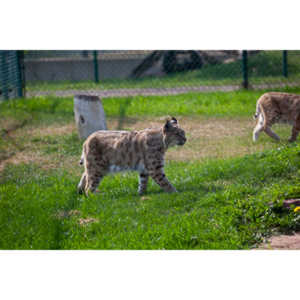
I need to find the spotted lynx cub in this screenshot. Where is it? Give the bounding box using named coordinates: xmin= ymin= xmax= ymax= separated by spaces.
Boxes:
xmin=253 ymin=92 xmax=300 ymax=142
xmin=78 ymin=117 xmax=186 ymax=195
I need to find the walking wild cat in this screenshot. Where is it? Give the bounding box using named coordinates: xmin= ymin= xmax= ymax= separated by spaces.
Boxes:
xmin=253 ymin=92 xmax=300 ymax=142
xmin=78 ymin=117 xmax=186 ymax=195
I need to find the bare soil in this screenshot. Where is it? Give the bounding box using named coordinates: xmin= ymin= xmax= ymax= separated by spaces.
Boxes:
xmin=258 ymin=233 xmax=300 ymax=250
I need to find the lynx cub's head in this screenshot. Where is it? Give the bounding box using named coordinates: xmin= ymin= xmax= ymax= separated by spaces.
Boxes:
xmin=163 ymin=117 xmax=187 ymax=147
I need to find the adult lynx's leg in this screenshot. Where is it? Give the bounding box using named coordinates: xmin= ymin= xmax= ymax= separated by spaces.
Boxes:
xmin=264 ymin=126 xmax=280 ymax=141
xmin=254 ymin=102 xmax=280 ymax=142
xmin=289 ymin=114 xmax=300 ymax=142
xmin=264 ymin=111 xmax=280 ymax=141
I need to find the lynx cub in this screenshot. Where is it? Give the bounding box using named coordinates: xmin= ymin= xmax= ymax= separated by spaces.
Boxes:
xmin=253 ymin=92 xmax=300 ymax=142
xmin=78 ymin=117 xmax=186 ymax=195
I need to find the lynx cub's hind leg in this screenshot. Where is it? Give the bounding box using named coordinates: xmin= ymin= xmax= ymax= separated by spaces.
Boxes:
xmin=138 ymin=171 xmax=149 ymax=195
xmin=77 ymin=172 xmax=87 ymax=194
xmin=85 ymin=171 xmax=105 ymax=195
xmin=253 ymin=113 xmax=265 ymax=142
xmin=84 ymin=158 xmax=108 ymax=195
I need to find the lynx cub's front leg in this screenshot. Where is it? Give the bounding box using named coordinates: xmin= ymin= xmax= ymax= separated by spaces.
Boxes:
xmin=146 ymin=159 xmax=177 ymax=193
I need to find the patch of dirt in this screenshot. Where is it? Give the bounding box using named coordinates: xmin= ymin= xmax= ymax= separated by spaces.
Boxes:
xmin=0 ymin=116 xmax=291 ymax=171
xmin=78 ymin=217 xmax=99 ymax=226
xmin=55 ymin=210 xmax=99 ymax=226
xmin=55 ymin=210 xmax=98 ymax=226
xmin=0 ymin=118 xmax=31 ymax=136
xmin=31 ymin=123 xmax=77 ymax=137
xmin=0 ymin=149 xmax=50 ymax=173
xmin=120 ymin=116 xmax=257 ymax=162
xmin=0 ymin=121 xmax=81 ymax=173
xmin=258 ymin=233 xmax=300 ymax=250
xmin=258 ymin=200 xmax=300 ymax=250
xmin=0 ymin=115 xmax=280 ymax=173
xmin=56 ymin=210 xmax=81 ymax=219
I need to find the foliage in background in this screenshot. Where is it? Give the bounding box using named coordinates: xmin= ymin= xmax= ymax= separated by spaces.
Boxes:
xmin=26 ymin=51 xmax=300 ymax=92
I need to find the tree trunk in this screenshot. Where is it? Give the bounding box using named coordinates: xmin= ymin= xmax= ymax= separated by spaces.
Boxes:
xmin=74 ymin=94 xmax=107 ymax=140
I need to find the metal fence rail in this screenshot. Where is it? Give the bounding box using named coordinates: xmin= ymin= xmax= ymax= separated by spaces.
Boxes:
xmin=1 ymin=50 xmax=300 ymax=100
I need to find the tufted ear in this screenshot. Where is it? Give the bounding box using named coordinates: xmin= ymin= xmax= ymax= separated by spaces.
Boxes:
xmin=170 ymin=117 xmax=178 ymax=124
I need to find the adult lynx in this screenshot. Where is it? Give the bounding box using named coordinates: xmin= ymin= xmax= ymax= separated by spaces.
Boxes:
xmin=253 ymin=92 xmax=300 ymax=142
xmin=78 ymin=117 xmax=186 ymax=195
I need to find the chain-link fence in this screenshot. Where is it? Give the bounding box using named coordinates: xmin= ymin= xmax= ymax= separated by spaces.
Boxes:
xmin=1 ymin=50 xmax=300 ymax=100
xmin=0 ymin=50 xmax=25 ymax=100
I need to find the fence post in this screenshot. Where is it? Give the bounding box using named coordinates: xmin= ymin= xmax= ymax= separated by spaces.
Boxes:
xmin=0 ymin=51 xmax=9 ymax=100
xmin=283 ymin=50 xmax=288 ymax=78
xmin=74 ymin=95 xmax=107 ymax=140
xmin=242 ymin=50 xmax=248 ymax=89
xmin=16 ymin=50 xmax=24 ymax=98
xmin=20 ymin=50 xmax=26 ymax=98
xmin=93 ymin=50 xmax=99 ymax=83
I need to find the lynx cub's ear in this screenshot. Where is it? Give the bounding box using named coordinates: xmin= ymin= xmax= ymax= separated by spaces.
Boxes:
xmin=170 ymin=117 xmax=178 ymax=124
xmin=164 ymin=117 xmax=178 ymax=132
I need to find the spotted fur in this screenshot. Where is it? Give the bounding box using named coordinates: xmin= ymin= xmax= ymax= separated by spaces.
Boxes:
xmin=77 ymin=117 xmax=186 ymax=195
xmin=253 ymin=92 xmax=300 ymax=142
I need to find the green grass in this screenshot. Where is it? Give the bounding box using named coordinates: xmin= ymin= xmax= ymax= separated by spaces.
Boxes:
xmin=1 ymin=145 xmax=300 ymax=249
xmin=1 ymin=88 xmax=300 ymax=249
xmin=3 ymin=87 xmax=300 ymax=123
xmin=26 ymin=51 xmax=300 ymax=92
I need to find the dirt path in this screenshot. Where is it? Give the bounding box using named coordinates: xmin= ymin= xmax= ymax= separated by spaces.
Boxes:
xmin=27 ymin=85 xmax=240 ymax=98
xmin=26 ymin=82 xmax=300 ymax=98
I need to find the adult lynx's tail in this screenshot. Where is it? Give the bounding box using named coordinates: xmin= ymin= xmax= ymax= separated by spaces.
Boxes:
xmin=254 ymin=101 xmax=262 ymax=120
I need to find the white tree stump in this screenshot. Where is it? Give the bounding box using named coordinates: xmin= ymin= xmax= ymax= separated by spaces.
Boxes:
xmin=74 ymin=95 xmax=107 ymax=140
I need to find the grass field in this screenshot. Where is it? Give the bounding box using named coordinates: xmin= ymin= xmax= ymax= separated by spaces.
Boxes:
xmin=1 ymin=88 xmax=300 ymax=249
xmin=26 ymin=51 xmax=300 ymax=92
